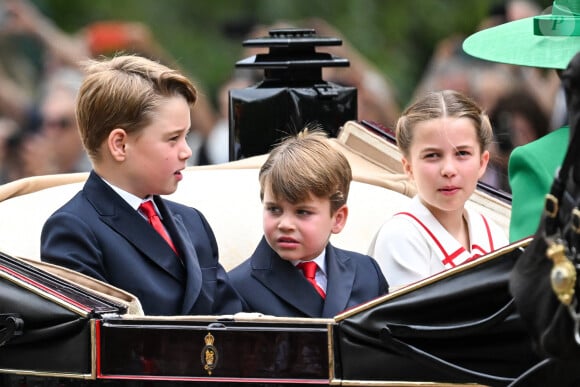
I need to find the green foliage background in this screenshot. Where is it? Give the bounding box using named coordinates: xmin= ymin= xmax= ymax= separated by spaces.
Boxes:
xmin=33 ymin=0 xmax=552 ymax=109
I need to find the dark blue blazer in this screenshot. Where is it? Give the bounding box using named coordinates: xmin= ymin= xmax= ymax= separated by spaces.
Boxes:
xmin=40 ymin=171 xmax=244 ymax=316
xmin=228 ymin=237 xmax=389 ymax=318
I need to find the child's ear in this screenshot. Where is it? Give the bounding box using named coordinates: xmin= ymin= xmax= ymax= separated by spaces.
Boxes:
xmin=331 ymin=204 xmax=348 ymax=234
xmin=108 ymin=128 xmax=128 ymax=161
xmin=402 ymin=156 xmax=413 ymax=179
xmin=478 ymin=150 xmax=491 ymax=178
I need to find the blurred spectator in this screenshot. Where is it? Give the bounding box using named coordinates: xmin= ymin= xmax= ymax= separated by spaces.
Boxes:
xmin=3 ymin=0 xmax=217 ymax=139
xmin=0 ymin=0 xmax=220 ymax=179
xmin=470 ymin=63 xmax=519 ymax=112
xmin=0 ymin=0 xmax=88 ymax=182
xmin=1 ymin=0 xmax=88 ymax=71
xmin=413 ymin=0 xmax=547 ymax=107
xmin=2 ymin=67 xmax=89 ymax=180
xmin=305 ymin=17 xmax=401 ymax=128
xmin=473 ymin=0 xmax=560 ymax=120
xmin=28 ymin=68 xmax=89 ymax=175
xmin=0 ymin=117 xmax=19 ymax=182
xmin=482 ymin=87 xmax=550 ymax=192
xmin=0 ymin=52 xmax=34 ymax=127
xmin=191 ymin=73 xmax=255 ymax=165
xmin=410 ymin=35 xmax=474 ymax=103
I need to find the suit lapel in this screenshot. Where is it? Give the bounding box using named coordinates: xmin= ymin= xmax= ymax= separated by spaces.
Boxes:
xmin=84 ymin=172 xmax=184 ymax=282
xmin=250 ymin=238 xmax=324 ymax=317
xmin=322 ymin=244 xmax=355 ymax=317
xmin=163 ymin=207 xmax=203 ymax=314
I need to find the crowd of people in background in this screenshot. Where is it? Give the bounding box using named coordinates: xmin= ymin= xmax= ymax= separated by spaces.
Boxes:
xmin=0 ymin=0 xmax=562 ymax=197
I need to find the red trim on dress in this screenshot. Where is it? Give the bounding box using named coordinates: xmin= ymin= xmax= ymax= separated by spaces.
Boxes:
xmin=396 ymin=211 xmax=494 ymax=268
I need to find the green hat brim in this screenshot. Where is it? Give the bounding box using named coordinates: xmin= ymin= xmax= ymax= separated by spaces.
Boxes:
xmin=463 ymin=17 xmax=580 ymax=70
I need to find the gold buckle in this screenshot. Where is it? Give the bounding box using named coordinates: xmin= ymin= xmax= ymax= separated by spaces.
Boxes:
xmin=547 ymin=241 xmax=577 ymax=306
xmin=572 ymin=208 xmax=580 ymax=234
xmin=544 ymin=194 xmax=559 ymax=218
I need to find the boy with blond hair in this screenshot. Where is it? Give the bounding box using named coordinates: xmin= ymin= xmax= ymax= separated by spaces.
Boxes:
xmin=41 ymin=55 xmax=244 ymax=316
xmin=229 ymin=130 xmax=388 ymax=318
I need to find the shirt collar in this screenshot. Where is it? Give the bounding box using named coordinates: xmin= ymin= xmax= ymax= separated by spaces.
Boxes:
xmin=101 ymin=177 xmax=148 ymax=211
xmin=294 ymin=250 xmax=326 ymax=275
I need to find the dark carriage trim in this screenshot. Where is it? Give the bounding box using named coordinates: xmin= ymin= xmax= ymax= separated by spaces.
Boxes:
xmin=0 ymin=314 xmax=23 ymax=347
xmin=335 ymin=238 xmax=531 ymax=321
xmin=0 ymin=251 xmax=128 ymax=317
xmin=338 ymin=382 xmax=487 ymax=386
xmin=0 ymin=259 xmax=91 ymax=317
xmin=333 ymin=238 xmax=539 ymax=386
xmin=0 ymin=319 xmax=97 ymax=380
xmin=96 ymin=317 xmax=333 ymax=383
xmin=0 ymin=251 xmax=124 ymax=379
xmin=0 ymin=241 xmax=540 ymax=386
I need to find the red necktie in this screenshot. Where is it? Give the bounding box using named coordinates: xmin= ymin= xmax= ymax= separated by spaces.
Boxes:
xmin=297 ymin=261 xmax=326 ymax=299
xmin=139 ymin=201 xmax=178 ymax=255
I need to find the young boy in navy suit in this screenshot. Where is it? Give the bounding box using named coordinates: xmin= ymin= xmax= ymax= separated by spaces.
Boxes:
xmin=40 ymin=55 xmax=244 ymax=316
xmin=228 ymin=130 xmax=389 ymax=318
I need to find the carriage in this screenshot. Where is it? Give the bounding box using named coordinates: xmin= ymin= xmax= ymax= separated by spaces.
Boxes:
xmin=0 ymin=120 xmax=542 ymax=386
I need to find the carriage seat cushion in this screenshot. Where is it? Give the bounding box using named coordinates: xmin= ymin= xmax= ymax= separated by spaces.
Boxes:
xmin=0 ymin=163 xmax=412 ymax=271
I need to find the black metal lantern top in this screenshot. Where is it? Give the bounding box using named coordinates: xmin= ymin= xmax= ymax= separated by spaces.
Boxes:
xmin=235 ymin=28 xmax=350 ymax=84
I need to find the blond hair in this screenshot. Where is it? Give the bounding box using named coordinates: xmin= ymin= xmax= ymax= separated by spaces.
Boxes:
xmin=396 ymin=90 xmax=493 ymax=157
xmin=259 ymin=129 xmax=352 ymax=214
xmin=76 ymin=55 xmax=197 ymax=160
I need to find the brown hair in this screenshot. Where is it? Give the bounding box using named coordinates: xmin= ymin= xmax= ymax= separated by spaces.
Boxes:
xmin=259 ymin=129 xmax=352 ymax=214
xmin=76 ymin=55 xmax=197 ymax=160
xmin=395 ymin=90 xmax=493 ymax=157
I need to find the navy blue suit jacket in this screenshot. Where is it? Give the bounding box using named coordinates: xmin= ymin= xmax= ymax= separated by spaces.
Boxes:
xmin=228 ymin=237 xmax=389 ymax=318
xmin=40 ymin=171 xmax=244 ymax=316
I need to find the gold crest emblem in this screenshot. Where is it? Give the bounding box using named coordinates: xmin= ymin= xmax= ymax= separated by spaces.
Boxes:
xmin=201 ymin=332 xmax=218 ymax=375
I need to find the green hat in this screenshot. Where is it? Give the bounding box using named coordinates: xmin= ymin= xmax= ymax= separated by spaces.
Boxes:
xmin=463 ymin=0 xmax=580 ymax=69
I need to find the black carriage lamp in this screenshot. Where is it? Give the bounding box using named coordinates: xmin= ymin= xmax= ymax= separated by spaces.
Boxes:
xmin=229 ymin=28 xmax=358 ymax=160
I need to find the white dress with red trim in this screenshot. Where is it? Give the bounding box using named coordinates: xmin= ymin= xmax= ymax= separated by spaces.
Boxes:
xmin=370 ymin=195 xmax=508 ymax=289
